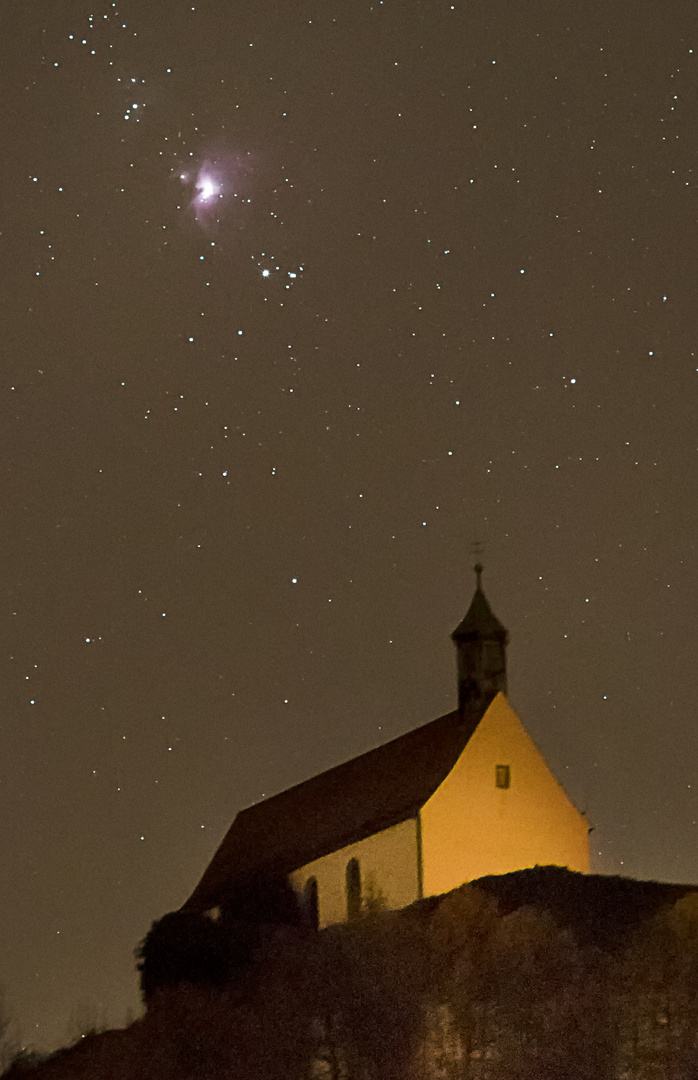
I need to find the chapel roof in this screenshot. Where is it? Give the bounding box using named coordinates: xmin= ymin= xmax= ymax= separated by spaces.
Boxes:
xmin=182 ymin=698 xmax=490 ymax=913
xmin=451 ymin=565 xmax=508 ymax=641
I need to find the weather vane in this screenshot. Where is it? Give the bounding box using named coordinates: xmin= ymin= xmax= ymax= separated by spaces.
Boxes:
xmin=470 ymin=540 xmax=484 ymax=588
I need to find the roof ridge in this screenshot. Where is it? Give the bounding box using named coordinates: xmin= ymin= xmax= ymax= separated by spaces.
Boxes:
xmin=182 ymin=702 xmax=490 ymax=913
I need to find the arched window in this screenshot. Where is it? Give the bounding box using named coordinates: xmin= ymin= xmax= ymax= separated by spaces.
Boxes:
xmin=305 ymin=877 xmax=319 ymax=931
xmin=346 ymin=857 xmax=362 ymax=921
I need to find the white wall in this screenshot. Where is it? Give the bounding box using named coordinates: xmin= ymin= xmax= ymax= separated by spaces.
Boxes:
xmin=290 ymin=817 xmax=420 ymax=927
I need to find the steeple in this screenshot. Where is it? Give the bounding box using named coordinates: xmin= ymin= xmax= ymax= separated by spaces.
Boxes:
xmin=451 ymin=564 xmax=508 ymax=712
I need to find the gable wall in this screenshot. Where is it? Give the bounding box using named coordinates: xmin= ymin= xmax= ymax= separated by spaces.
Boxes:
xmin=290 ymin=817 xmax=420 ymax=927
xmin=421 ymin=694 xmax=589 ymax=897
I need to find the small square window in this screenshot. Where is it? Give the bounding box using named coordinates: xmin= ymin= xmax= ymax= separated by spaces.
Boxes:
xmin=495 ymin=764 xmax=510 ymax=789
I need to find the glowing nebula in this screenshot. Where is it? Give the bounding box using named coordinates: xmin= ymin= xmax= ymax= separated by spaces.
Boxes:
xmin=191 ymin=161 xmax=225 ymax=223
xmin=177 ymin=150 xmax=254 ymax=231
xmin=197 ymin=176 xmax=218 ymax=201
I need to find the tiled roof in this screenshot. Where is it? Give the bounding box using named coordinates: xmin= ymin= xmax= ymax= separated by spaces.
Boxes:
xmin=183 ymin=699 xmax=489 ymax=913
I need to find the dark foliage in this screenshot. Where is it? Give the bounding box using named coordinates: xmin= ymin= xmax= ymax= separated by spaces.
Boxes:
xmin=15 ymin=869 xmax=698 ymax=1080
xmin=474 ymin=864 xmax=698 ymax=950
xmin=137 ymin=870 xmax=304 ymax=1003
xmin=136 ymin=911 xmax=249 ymax=1002
xmin=221 ymin=868 xmax=305 ymax=928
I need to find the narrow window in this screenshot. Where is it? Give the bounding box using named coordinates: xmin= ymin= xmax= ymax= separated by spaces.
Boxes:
xmin=305 ymin=877 xmax=319 ymax=931
xmin=495 ymin=764 xmax=510 ymax=789
xmin=346 ymin=858 xmax=362 ymax=921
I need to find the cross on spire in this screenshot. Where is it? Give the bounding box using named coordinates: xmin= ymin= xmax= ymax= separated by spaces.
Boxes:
xmin=469 ymin=540 xmax=485 ymax=591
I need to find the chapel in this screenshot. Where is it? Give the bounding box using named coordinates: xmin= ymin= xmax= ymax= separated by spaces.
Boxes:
xmin=184 ymin=568 xmax=589 ymax=927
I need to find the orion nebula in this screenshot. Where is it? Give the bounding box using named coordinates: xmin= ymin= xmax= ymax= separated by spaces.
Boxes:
xmin=191 ymin=160 xmax=225 ymax=223
xmin=179 ymin=152 xmax=254 ymax=229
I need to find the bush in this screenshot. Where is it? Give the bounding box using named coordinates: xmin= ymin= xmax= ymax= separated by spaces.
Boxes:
xmin=136 ymin=911 xmax=247 ymax=1002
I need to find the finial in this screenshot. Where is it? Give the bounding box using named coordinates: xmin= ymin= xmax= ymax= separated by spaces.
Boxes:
xmin=470 ymin=540 xmax=484 ymax=590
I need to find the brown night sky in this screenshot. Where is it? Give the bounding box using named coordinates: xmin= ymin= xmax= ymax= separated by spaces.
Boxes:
xmin=1 ymin=0 xmax=697 ymax=1052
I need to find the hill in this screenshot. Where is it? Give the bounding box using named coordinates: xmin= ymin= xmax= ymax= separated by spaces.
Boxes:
xmin=5 ymin=867 xmax=698 ymax=1080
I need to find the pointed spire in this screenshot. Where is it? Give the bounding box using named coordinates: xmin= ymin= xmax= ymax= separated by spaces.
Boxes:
xmin=452 ymin=564 xmax=507 ymax=640
xmin=451 ymin=565 xmax=508 ymax=712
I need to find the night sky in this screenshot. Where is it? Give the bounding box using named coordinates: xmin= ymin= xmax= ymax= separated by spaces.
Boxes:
xmin=2 ymin=0 xmax=697 ymax=1052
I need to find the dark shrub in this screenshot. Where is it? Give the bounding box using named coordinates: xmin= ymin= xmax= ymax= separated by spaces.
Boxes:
xmin=136 ymin=911 xmax=247 ymax=1002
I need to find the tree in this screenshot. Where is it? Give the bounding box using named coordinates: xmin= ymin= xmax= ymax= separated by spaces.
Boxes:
xmin=619 ymin=893 xmax=698 ymax=1079
xmin=426 ymin=884 xmax=500 ymax=1077
xmin=136 ymin=910 xmax=247 ymax=1002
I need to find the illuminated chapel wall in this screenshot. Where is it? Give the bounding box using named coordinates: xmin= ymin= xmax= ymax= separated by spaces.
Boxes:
xmin=420 ymin=693 xmax=590 ymax=898
xmin=290 ymin=817 xmax=420 ymax=928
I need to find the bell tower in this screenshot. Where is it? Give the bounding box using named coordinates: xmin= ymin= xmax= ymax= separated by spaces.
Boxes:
xmin=451 ymin=564 xmax=508 ymax=712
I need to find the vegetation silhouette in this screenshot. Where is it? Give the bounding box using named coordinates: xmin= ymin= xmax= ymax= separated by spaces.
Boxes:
xmin=5 ymin=868 xmax=698 ymax=1080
